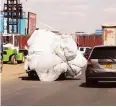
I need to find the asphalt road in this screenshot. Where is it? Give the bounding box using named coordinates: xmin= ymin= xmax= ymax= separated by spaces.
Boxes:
xmin=1 ymin=74 xmax=116 ymax=106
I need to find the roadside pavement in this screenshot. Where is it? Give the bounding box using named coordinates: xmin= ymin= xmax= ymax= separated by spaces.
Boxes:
xmin=1 ymin=64 xmax=27 ymax=83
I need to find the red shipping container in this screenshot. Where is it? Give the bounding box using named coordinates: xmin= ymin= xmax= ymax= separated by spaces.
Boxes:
xmin=84 ymin=36 xmax=90 ymax=47
xmin=77 ymin=36 xmax=85 ymax=47
xmin=18 ymin=36 xmax=30 ymax=49
xmin=87 ymin=35 xmax=94 ymax=47
xmin=88 ymin=36 xmax=93 ymax=47
xmin=76 ymin=34 xmax=103 ymax=48
xmin=95 ymin=35 xmax=103 ymax=46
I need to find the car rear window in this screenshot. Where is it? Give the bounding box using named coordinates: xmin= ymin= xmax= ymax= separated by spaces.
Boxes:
xmin=90 ymin=47 xmax=116 ymax=59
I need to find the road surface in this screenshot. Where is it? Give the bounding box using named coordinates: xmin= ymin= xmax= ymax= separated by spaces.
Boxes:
xmin=1 ymin=65 xmax=116 ymax=106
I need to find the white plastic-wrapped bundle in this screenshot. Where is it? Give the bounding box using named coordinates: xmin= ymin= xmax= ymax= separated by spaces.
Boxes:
xmin=54 ymin=34 xmax=77 ymax=61
xmin=24 ymin=29 xmax=87 ymax=81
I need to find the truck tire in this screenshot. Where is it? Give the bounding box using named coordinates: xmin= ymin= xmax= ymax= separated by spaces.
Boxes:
xmin=27 ymin=71 xmax=38 ymax=78
xmin=27 ymin=72 xmax=35 ymax=78
xmin=58 ymin=73 xmax=66 ymax=80
xmin=10 ymin=55 xmax=16 ymax=64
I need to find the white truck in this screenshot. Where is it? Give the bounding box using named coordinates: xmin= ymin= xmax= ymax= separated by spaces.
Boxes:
xmin=102 ymin=24 xmax=116 ymax=45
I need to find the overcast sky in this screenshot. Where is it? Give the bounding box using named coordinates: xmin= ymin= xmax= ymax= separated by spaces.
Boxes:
xmin=1 ymin=0 xmax=116 ymax=33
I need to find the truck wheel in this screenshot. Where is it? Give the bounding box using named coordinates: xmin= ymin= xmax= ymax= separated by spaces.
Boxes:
xmin=17 ymin=55 xmax=25 ymax=64
xmin=27 ymin=71 xmax=35 ymax=78
xmin=10 ymin=55 xmax=16 ymax=64
xmin=58 ymin=73 xmax=66 ymax=80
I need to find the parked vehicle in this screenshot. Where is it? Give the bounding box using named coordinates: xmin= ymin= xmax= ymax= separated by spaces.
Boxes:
xmin=79 ymin=47 xmax=91 ymax=54
xmin=102 ymin=24 xmax=116 ymax=45
xmin=85 ymin=45 xmax=116 ymax=86
xmin=2 ymin=34 xmax=28 ymax=64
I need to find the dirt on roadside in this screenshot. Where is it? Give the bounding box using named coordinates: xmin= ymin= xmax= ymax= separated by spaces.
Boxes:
xmin=1 ymin=64 xmax=27 ymax=82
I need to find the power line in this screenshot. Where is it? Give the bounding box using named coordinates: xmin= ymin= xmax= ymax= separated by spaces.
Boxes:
xmin=39 ymin=21 xmax=58 ymax=31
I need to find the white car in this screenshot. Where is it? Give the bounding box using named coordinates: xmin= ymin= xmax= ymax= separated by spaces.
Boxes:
xmin=79 ymin=47 xmax=91 ymax=54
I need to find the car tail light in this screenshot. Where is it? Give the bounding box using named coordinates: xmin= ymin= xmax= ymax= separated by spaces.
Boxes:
xmin=84 ymin=53 xmax=87 ymax=56
xmin=84 ymin=53 xmax=89 ymax=58
xmin=87 ymin=60 xmax=94 ymax=73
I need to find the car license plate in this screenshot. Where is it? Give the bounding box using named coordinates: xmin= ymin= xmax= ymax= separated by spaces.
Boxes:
xmin=104 ymin=63 xmax=113 ymax=68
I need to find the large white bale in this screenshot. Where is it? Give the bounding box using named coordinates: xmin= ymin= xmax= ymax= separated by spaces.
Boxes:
xmin=24 ymin=29 xmax=87 ymax=81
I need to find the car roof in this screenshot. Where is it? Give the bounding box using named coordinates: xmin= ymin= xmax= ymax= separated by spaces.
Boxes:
xmin=94 ymin=45 xmax=116 ymax=48
xmin=79 ymin=47 xmax=91 ymax=48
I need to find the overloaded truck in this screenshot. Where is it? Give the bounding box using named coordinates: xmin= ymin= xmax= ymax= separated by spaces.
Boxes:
xmin=2 ymin=33 xmax=30 ymax=64
xmin=102 ymin=24 xmax=116 ymax=45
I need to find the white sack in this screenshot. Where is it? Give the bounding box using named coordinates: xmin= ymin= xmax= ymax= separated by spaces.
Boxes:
xmin=54 ymin=34 xmax=77 ymax=61
xmin=67 ymin=50 xmax=87 ymax=77
xmin=27 ymin=29 xmax=57 ymax=54
xmin=24 ymin=29 xmax=87 ymax=81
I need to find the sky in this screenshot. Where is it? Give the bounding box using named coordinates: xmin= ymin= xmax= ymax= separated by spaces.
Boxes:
xmin=1 ymin=0 xmax=116 ymax=33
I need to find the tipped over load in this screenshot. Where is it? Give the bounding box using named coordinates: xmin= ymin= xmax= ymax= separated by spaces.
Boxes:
xmin=24 ymin=29 xmax=87 ymax=81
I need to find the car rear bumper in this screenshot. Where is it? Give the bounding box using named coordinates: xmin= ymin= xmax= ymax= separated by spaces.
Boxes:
xmin=87 ymin=72 xmax=116 ymax=81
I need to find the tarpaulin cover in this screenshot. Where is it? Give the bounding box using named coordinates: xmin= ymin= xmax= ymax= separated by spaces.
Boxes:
xmin=24 ymin=29 xmax=87 ymax=81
